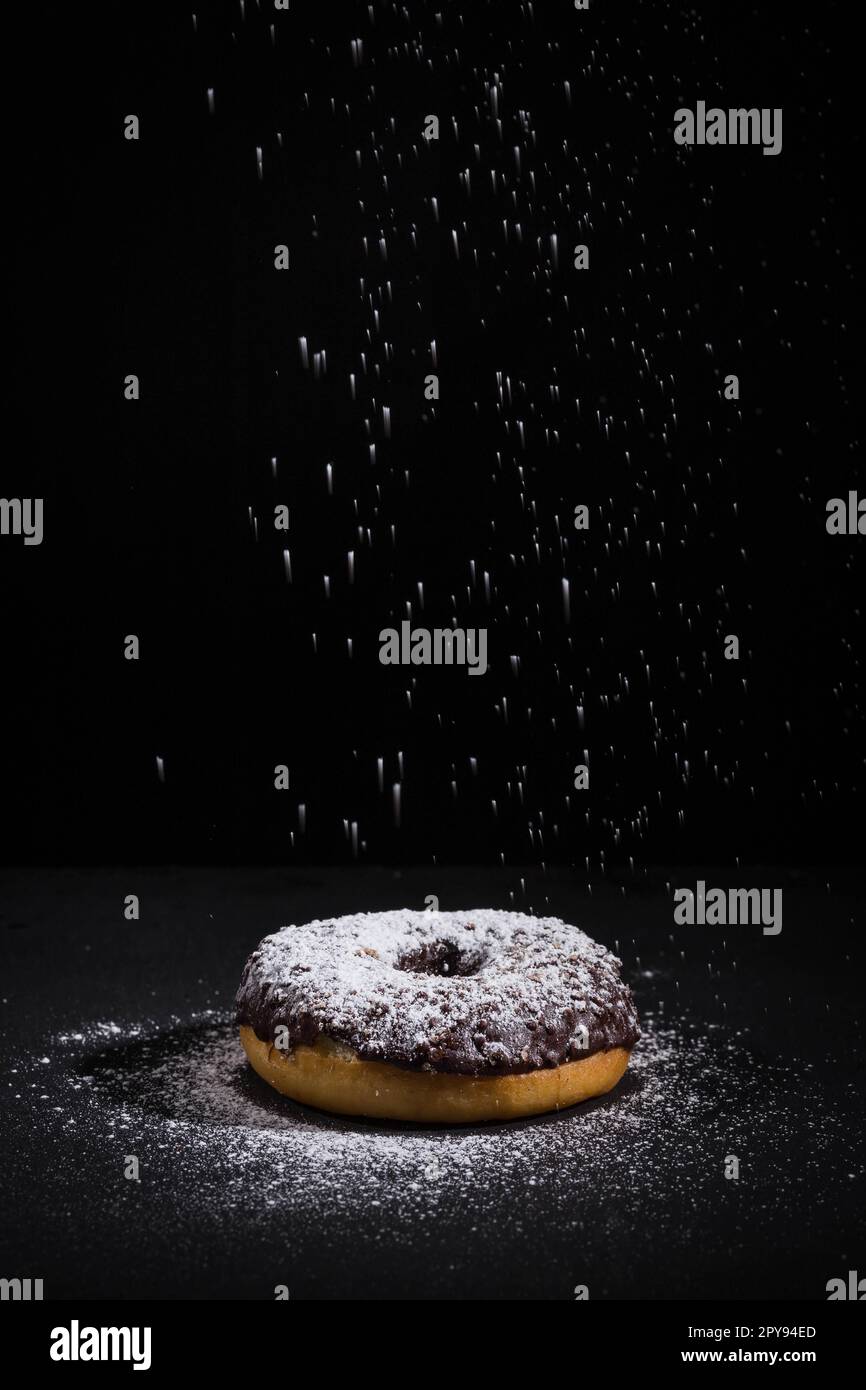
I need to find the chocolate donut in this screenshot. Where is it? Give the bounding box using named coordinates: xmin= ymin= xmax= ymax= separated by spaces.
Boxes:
xmin=236 ymin=909 xmax=639 ymax=1123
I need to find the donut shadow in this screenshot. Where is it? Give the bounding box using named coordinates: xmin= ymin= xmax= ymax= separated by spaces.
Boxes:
xmin=76 ymin=1015 xmax=645 ymax=1139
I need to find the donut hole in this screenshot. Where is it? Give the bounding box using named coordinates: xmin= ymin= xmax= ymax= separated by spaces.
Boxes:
xmin=395 ymin=939 xmax=485 ymax=978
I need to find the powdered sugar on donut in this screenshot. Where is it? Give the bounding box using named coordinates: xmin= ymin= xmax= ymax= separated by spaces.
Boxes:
xmin=236 ymin=909 xmax=640 ymax=1075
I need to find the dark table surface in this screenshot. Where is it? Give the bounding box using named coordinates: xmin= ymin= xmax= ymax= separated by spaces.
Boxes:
xmin=1 ymin=864 xmax=863 ymax=1300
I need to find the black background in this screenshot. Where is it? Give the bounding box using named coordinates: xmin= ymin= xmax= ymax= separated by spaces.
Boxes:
xmin=1 ymin=0 xmax=862 ymax=869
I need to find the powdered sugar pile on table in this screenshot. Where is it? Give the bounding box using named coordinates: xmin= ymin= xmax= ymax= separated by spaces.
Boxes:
xmin=4 ymin=1008 xmax=859 ymax=1296
xmin=46 ymin=1011 xmax=850 ymax=1225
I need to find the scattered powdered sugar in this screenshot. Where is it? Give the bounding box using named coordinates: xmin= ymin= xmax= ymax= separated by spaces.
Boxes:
xmin=36 ymin=1009 xmax=856 ymax=1228
xmin=5 ymin=1007 xmax=861 ymax=1296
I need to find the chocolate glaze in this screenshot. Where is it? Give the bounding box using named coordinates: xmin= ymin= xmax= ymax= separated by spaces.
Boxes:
xmin=236 ymin=909 xmax=640 ymax=1076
